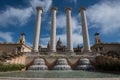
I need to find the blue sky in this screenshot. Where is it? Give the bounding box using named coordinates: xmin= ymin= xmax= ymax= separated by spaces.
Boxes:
xmin=0 ymin=0 xmax=120 ymax=48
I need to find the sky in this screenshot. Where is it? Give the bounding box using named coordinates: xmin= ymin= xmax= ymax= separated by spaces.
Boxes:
xmin=0 ymin=0 xmax=120 ymax=48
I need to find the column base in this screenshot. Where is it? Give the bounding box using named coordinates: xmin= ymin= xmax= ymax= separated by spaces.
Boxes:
xmin=48 ymin=50 xmax=56 ymax=54
xmin=82 ymin=49 xmax=91 ymax=54
xmin=65 ymin=50 xmax=76 ymax=55
xmin=81 ymin=50 xmax=93 ymax=56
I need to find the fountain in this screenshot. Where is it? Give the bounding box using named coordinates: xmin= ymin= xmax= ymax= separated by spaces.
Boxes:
xmin=28 ymin=58 xmax=48 ymax=71
xmin=53 ymin=58 xmax=71 ymax=70
xmin=77 ymin=58 xmax=94 ymax=70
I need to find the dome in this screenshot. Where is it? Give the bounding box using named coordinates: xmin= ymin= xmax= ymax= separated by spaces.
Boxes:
xmin=57 ymin=38 xmax=62 ymax=47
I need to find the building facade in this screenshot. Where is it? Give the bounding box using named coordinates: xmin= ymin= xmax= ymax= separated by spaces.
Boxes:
xmin=91 ymin=33 xmax=120 ymax=55
xmin=0 ymin=33 xmax=32 ymax=54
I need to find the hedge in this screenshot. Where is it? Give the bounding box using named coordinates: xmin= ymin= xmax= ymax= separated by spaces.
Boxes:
xmin=0 ymin=64 xmax=25 ymax=72
xmin=93 ymin=55 xmax=120 ymax=71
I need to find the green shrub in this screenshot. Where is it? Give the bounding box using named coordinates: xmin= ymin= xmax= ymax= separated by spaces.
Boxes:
xmin=93 ymin=55 xmax=120 ymax=71
xmin=0 ymin=64 xmax=25 ymax=72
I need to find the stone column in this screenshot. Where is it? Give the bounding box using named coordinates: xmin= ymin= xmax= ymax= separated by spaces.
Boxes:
xmin=33 ymin=7 xmax=43 ymax=52
xmin=79 ymin=7 xmax=91 ymax=53
xmin=50 ymin=7 xmax=57 ymax=52
xmin=65 ymin=7 xmax=73 ymax=52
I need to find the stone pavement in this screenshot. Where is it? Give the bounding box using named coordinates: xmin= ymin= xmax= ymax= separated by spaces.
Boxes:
xmin=0 ymin=78 xmax=120 ymax=80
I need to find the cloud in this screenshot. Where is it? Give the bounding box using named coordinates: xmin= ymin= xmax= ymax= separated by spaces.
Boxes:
xmin=0 ymin=7 xmax=33 ymax=27
xmin=0 ymin=32 xmax=13 ymax=42
xmin=72 ymin=16 xmax=81 ymax=34
xmin=0 ymin=0 xmax=52 ymax=27
xmin=87 ymin=0 xmax=120 ymax=35
xmin=40 ymin=37 xmax=50 ymax=48
xmin=56 ymin=14 xmax=81 ymax=34
xmin=29 ymin=0 xmax=52 ymax=12
xmin=56 ymin=14 xmax=66 ymax=29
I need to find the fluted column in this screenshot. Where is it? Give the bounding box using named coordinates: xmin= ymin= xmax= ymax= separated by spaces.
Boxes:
xmin=33 ymin=7 xmax=43 ymax=52
xmin=50 ymin=7 xmax=57 ymax=52
xmin=65 ymin=7 xmax=73 ymax=52
xmin=79 ymin=7 xmax=91 ymax=53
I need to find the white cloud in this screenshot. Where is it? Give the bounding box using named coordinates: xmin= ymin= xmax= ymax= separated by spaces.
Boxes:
xmin=56 ymin=14 xmax=66 ymax=29
xmin=0 ymin=7 xmax=33 ymax=27
xmin=0 ymin=0 xmax=52 ymax=27
xmin=56 ymin=14 xmax=82 ymax=34
xmin=72 ymin=16 xmax=81 ymax=34
xmin=0 ymin=32 xmax=13 ymax=42
xmin=29 ymin=0 xmax=52 ymax=12
xmin=72 ymin=34 xmax=83 ymax=46
xmin=87 ymin=0 xmax=120 ymax=35
xmin=40 ymin=37 xmax=50 ymax=48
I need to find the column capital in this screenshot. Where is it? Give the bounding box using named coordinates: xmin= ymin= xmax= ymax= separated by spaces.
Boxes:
xmin=51 ymin=7 xmax=57 ymax=11
xmin=65 ymin=7 xmax=72 ymax=11
xmin=79 ymin=7 xmax=86 ymax=12
xmin=36 ymin=6 xmax=43 ymax=12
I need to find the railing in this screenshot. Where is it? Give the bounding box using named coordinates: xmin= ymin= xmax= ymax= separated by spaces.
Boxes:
xmin=24 ymin=52 xmax=97 ymax=58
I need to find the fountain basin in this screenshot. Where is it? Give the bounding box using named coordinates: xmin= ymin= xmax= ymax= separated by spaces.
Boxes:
xmin=54 ymin=65 xmax=71 ymax=70
xmin=0 ymin=71 xmax=119 ymax=78
xmin=77 ymin=58 xmax=94 ymax=70
xmin=28 ymin=58 xmax=48 ymax=70
xmin=77 ymin=65 xmax=93 ymax=70
xmin=28 ymin=65 xmax=48 ymax=70
xmin=79 ymin=58 xmax=90 ymax=65
xmin=53 ymin=58 xmax=71 ymax=70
